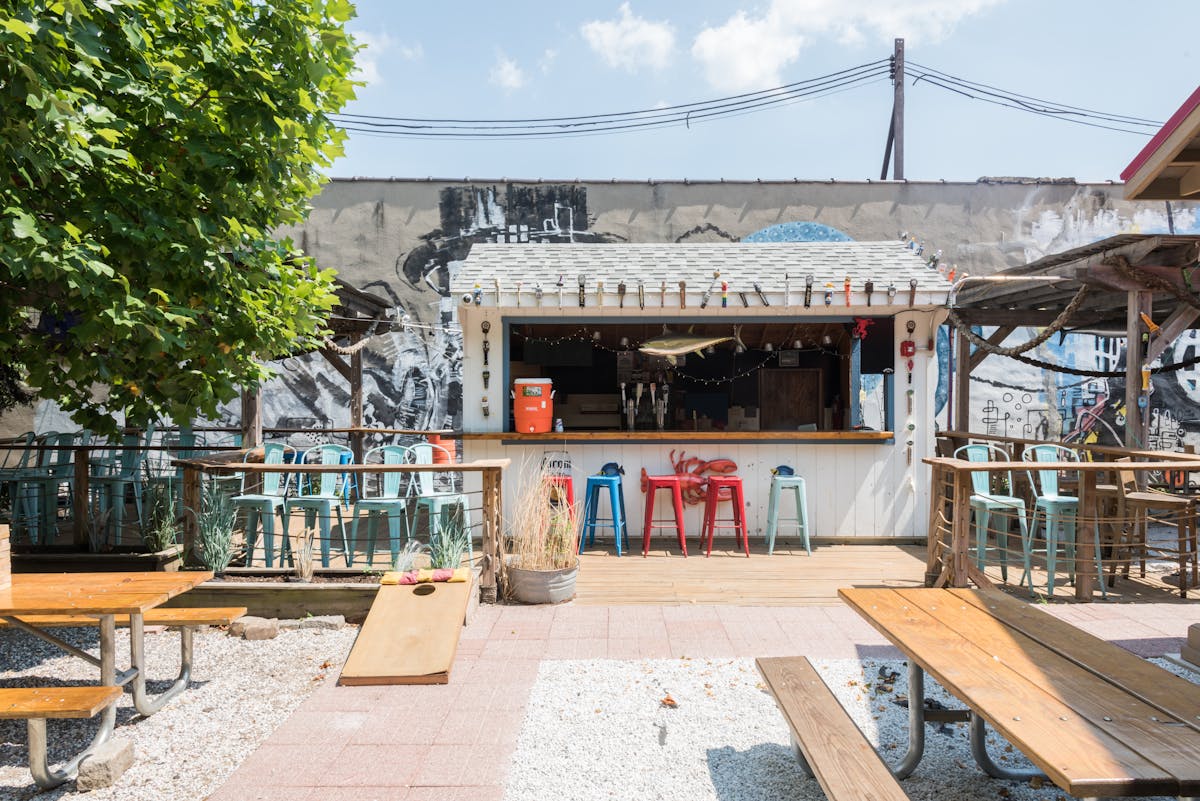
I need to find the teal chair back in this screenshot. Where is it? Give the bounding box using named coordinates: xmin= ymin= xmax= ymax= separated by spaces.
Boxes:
xmin=301 ymin=443 xmax=353 ymax=496
xmin=41 ymin=433 xmax=75 ymax=470
xmin=1023 ymin=443 xmax=1077 ymax=498
xmin=260 ymin=442 xmax=290 ymax=496
xmin=408 ymin=443 xmax=452 ymax=496
xmin=955 ymin=443 xmax=1014 ymax=497
xmin=363 ymin=445 xmax=408 ymax=499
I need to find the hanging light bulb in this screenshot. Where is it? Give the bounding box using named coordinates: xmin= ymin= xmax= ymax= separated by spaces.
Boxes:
xmin=822 ymin=335 xmax=833 ymax=346
xmin=592 ymin=330 xmax=602 ymax=341
xmin=764 ymin=343 xmax=774 ymax=353
xmin=792 ymin=339 xmax=802 ymax=350
xmin=735 ymin=343 xmax=745 ymax=354
xmin=619 ymin=336 xmax=630 ymax=349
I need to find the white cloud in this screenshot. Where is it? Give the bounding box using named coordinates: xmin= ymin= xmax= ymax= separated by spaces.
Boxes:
xmin=539 ymin=48 xmax=558 ymax=75
xmin=581 ymin=3 xmax=675 ymax=72
xmin=397 ymin=43 xmax=423 ymax=62
xmin=489 ymin=52 xmax=527 ymax=92
xmin=349 ymin=30 xmax=392 ymax=86
xmin=691 ymin=0 xmax=1006 ymax=91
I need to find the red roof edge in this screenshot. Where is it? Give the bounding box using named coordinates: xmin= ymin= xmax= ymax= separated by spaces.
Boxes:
xmin=1121 ymin=85 xmax=1200 ymax=182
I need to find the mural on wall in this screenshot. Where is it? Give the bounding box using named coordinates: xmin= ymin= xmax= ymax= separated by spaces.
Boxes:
xmin=227 ymin=184 xmax=624 ymax=439
xmin=22 ymin=180 xmax=1200 ymax=453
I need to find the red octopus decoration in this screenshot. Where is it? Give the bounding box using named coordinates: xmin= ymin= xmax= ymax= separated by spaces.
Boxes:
xmin=640 ymin=449 xmax=738 ymax=505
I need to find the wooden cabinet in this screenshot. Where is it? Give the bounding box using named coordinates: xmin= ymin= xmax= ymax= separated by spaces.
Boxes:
xmin=758 ymin=369 xmax=823 ymax=431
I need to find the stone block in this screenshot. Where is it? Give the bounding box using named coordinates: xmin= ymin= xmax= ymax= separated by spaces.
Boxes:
xmin=229 ymin=615 xmax=279 ymax=640
xmin=76 ymin=738 xmax=134 ymax=791
xmin=1181 ymin=643 xmax=1200 ymax=667
xmin=1187 ymin=623 xmax=1200 ymax=651
xmin=278 ymin=615 xmax=346 ymax=631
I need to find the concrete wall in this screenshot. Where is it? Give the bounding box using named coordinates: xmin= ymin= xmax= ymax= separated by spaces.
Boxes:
xmin=17 ymin=178 xmax=1200 ymax=453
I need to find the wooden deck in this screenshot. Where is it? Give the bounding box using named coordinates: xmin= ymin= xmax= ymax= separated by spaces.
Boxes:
xmin=576 ymin=540 xmax=927 ymax=605
xmin=575 ymin=538 xmax=1200 ymax=605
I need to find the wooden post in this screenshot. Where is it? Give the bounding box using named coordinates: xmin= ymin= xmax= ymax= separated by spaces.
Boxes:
xmin=0 ymin=522 xmax=10 ymax=590
xmin=950 ymin=469 xmax=972 ymax=587
xmin=72 ymin=446 xmax=90 ymax=549
xmin=479 ymin=465 xmax=503 ymax=603
xmin=1075 ymin=468 xmax=1098 ymax=601
xmin=240 ymin=386 xmax=263 ymax=449
xmin=892 ymin=38 xmax=904 ymax=179
xmin=350 ymin=336 xmax=364 ymax=465
xmin=954 ymin=328 xmax=971 ymax=432
xmin=1124 ymin=291 xmax=1150 ymax=450
xmin=182 ymin=463 xmax=202 ymax=564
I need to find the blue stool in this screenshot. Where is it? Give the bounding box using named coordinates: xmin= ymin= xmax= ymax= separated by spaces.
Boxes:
xmin=579 ymin=474 xmax=630 ymax=556
xmin=765 ymin=474 xmax=811 ymax=555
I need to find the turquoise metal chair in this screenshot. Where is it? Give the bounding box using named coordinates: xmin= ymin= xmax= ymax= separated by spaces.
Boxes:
xmin=764 ymin=474 xmax=811 ymax=555
xmin=285 ymin=444 xmax=353 ymax=567
xmin=955 ymin=443 xmax=1029 ymax=584
xmin=232 ymin=442 xmax=293 ymax=567
xmin=16 ymin=432 xmax=82 ymax=544
xmin=1023 ymin=444 xmax=1106 ymax=599
xmin=90 ymin=425 xmax=154 ymax=545
xmin=409 ymin=443 xmax=473 ymax=564
xmin=0 ymin=432 xmax=36 ymax=528
xmin=350 ymin=445 xmax=411 ymax=567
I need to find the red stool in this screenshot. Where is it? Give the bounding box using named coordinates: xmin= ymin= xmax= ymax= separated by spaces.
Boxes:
xmin=544 ymin=474 xmax=575 ymax=508
xmin=700 ymin=475 xmax=750 ymax=557
xmin=642 ymin=475 xmax=688 ymax=557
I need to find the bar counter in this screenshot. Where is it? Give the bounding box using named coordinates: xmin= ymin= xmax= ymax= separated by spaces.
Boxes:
xmin=460 ymin=430 xmax=893 ymax=444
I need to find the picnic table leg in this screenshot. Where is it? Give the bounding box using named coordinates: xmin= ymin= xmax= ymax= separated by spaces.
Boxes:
xmin=129 ymin=611 xmax=193 ymax=716
xmin=27 ymin=614 xmax=118 ymax=789
xmin=892 ymin=661 xmax=927 ymax=779
xmin=968 ymin=713 xmax=1047 ymax=781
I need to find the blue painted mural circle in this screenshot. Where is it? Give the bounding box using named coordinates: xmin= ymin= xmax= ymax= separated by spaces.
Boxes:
xmin=743 ymin=222 xmax=853 ymax=243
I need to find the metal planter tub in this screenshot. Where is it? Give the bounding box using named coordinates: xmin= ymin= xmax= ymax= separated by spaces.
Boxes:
xmin=504 ymin=560 xmax=578 ymax=604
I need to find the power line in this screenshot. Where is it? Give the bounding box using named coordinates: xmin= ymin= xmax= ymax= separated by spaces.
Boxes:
xmin=334 ymin=59 xmax=889 ymax=127
xmin=332 ymin=65 xmax=889 ymax=139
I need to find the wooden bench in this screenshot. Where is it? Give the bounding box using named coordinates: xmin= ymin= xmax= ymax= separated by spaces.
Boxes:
xmin=0 ymin=606 xmax=247 ymax=629
xmin=0 ymin=686 xmax=123 ymax=789
xmin=757 ymin=656 xmax=910 ymax=801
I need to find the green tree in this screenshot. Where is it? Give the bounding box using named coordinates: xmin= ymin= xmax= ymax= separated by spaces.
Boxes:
xmin=0 ymin=0 xmax=357 ymax=434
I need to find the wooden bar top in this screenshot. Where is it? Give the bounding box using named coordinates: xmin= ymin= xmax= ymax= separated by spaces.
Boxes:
xmin=460 ymin=431 xmax=893 ymax=444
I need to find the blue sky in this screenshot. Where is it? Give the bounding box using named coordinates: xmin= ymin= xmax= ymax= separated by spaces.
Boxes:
xmin=333 ymin=1 xmax=1197 ymax=183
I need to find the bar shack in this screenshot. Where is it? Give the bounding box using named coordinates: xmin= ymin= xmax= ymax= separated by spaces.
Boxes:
xmin=454 ymin=242 xmax=952 ymax=543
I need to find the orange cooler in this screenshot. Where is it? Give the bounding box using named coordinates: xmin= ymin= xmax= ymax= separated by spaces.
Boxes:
xmin=512 ymin=378 xmax=554 ymax=433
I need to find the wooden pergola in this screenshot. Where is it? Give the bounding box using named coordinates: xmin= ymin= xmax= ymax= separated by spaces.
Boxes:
xmin=1121 ymin=85 xmax=1200 ymax=201
xmin=239 ymin=278 xmax=395 ymax=462
xmin=949 ymin=233 xmax=1200 ymax=448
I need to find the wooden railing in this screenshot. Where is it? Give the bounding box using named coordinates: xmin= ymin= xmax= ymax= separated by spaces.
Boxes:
xmin=923 ymin=456 xmax=1200 ymax=600
xmin=177 ymin=455 xmax=510 ymax=603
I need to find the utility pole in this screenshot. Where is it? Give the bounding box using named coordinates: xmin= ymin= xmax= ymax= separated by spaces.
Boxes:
xmin=880 ymin=38 xmax=905 ymax=180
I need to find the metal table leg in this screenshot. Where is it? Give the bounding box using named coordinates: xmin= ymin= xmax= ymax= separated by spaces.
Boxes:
xmin=26 ymin=614 xmax=118 ymax=790
xmin=969 ymin=712 xmax=1046 ymax=781
xmin=892 ymin=660 xmax=927 ymax=779
xmin=129 ymin=612 xmax=193 ymax=716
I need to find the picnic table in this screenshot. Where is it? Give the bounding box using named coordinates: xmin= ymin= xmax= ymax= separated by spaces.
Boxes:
xmin=839 ymin=587 xmax=1200 ymax=799
xmin=0 ymin=571 xmax=212 ymax=788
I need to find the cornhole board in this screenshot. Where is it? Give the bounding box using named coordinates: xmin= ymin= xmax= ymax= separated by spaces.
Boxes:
xmin=338 ymin=581 xmax=471 ymax=685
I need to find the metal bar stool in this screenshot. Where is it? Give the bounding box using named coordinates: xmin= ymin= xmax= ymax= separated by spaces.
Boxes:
xmin=545 ymin=474 xmax=575 ymax=508
xmin=765 ymin=474 xmax=811 ymax=555
xmin=700 ymin=475 xmax=750 ymax=557
xmin=641 ymin=475 xmax=688 ymax=557
xmin=579 ymin=474 xmax=629 ymax=555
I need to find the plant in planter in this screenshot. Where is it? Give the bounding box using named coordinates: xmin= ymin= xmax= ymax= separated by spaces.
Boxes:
xmin=141 ymin=478 xmax=180 ymax=554
xmin=430 ymin=504 xmax=470 ymax=569
xmin=191 ymin=478 xmax=236 ymax=575
xmin=504 ymin=460 xmax=579 ymax=604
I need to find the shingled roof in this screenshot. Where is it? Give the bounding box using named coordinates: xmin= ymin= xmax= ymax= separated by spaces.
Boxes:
xmin=453 ymin=242 xmax=952 ymax=309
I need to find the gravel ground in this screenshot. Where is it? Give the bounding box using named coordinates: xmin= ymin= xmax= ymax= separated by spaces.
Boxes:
xmin=506 ymin=656 xmax=1200 ymax=801
xmin=0 ymin=625 xmax=357 ymax=801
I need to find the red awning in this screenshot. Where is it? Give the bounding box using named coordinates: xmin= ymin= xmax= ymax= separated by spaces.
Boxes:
xmin=1121 ymin=85 xmax=1200 ymax=200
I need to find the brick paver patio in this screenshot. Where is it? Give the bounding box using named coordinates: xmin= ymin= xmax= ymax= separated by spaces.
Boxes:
xmin=208 ymin=600 xmax=1200 ymax=801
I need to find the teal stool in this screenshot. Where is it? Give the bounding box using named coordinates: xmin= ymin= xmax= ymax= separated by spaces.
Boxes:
xmin=765 ymin=474 xmax=811 ymax=555
xmin=579 ymin=474 xmax=630 ymax=555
